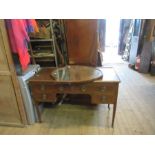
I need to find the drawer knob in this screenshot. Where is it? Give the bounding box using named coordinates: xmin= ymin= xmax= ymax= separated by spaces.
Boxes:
xmin=101 ymin=96 xmax=106 ymax=102
xmin=42 ymin=94 xmax=47 ymax=100
xmin=100 ymin=86 xmax=106 ymax=92
xmin=41 ymin=85 xmax=45 ymax=91
xmin=59 ymin=86 xmax=64 ymax=92
xmin=81 ymin=86 xmax=86 ymax=92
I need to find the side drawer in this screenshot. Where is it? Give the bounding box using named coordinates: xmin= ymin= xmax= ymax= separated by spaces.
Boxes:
xmin=32 ymin=93 xmax=57 ymax=102
xmin=91 ymin=94 xmax=115 ymax=104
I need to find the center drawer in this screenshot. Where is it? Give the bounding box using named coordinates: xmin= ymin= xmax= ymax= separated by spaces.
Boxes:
xmin=31 ymin=83 xmax=115 ymax=95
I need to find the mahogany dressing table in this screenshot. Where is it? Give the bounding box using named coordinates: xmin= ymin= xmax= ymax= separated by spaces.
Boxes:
xmin=29 ymin=65 xmax=120 ymax=127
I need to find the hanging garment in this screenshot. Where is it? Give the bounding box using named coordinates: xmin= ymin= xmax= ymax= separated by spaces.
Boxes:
xmin=25 ymin=19 xmax=39 ymax=33
xmin=5 ymin=19 xmax=38 ymax=71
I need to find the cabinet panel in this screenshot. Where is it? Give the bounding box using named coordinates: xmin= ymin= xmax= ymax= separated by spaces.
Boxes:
xmin=65 ymin=19 xmax=98 ymax=66
xmin=0 ymin=76 xmax=21 ymax=124
xmin=0 ymin=28 xmax=9 ymax=71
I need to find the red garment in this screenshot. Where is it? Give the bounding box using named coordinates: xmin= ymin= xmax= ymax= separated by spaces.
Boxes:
xmin=6 ymin=19 xmax=38 ymax=71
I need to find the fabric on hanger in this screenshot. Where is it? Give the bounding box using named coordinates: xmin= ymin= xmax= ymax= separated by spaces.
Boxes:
xmin=25 ymin=19 xmax=39 ymax=33
xmin=5 ymin=19 xmax=38 ymax=71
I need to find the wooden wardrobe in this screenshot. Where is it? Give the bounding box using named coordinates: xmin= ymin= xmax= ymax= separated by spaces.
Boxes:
xmin=0 ymin=20 xmax=27 ymax=126
xmin=64 ymin=19 xmax=101 ymax=66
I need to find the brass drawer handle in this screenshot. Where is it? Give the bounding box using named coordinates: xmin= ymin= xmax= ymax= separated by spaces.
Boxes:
xmin=59 ymin=86 xmax=64 ymax=92
xmin=42 ymin=94 xmax=47 ymax=100
xmin=81 ymin=86 xmax=86 ymax=92
xmin=41 ymin=85 xmax=45 ymax=91
xmin=101 ymin=96 xmax=107 ymax=102
xmin=100 ymin=86 xmax=106 ymax=92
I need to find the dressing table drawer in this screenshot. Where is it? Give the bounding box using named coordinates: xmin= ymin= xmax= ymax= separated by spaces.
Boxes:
xmin=70 ymin=83 xmax=115 ymax=94
xmin=32 ymin=93 xmax=56 ymax=102
xmin=91 ymin=94 xmax=114 ymax=104
xmin=31 ymin=84 xmax=71 ymax=94
xmin=45 ymin=85 xmax=71 ymax=93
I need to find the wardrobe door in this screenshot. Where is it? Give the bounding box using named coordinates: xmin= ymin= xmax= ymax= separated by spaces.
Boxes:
xmin=0 ymin=76 xmax=22 ymax=124
xmin=0 ymin=20 xmax=27 ymax=126
xmin=65 ymin=19 xmax=98 ymax=66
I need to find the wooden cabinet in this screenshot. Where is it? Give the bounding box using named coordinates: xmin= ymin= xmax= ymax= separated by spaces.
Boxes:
xmin=0 ymin=20 xmax=27 ymax=126
xmin=64 ymin=19 xmax=99 ymax=66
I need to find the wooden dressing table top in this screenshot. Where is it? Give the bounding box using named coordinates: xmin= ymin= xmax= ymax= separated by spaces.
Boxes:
xmin=29 ymin=66 xmax=120 ymax=84
xmin=51 ymin=65 xmax=103 ymax=84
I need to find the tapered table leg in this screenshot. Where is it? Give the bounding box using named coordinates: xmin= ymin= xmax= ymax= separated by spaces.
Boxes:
xmin=112 ymin=101 xmax=117 ymax=128
xmin=35 ymin=102 xmax=42 ymax=123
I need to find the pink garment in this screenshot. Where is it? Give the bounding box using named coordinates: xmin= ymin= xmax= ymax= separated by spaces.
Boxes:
xmin=6 ymin=19 xmax=38 ymax=71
